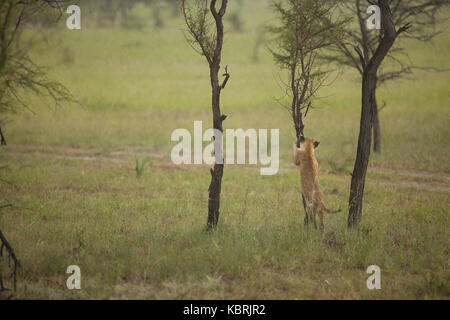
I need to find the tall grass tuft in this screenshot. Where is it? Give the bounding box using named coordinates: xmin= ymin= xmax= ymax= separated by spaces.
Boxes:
xmin=135 ymin=156 xmax=153 ymax=178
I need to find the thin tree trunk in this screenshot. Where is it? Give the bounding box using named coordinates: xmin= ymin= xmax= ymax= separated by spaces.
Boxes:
xmin=348 ymin=72 xmax=376 ymax=227
xmin=373 ymin=90 xmax=381 ymax=154
xmin=181 ymin=0 xmax=229 ymax=231
xmin=206 ymin=0 xmax=229 ymax=231
xmin=207 ymin=163 xmax=224 ymax=229
xmin=207 ymin=72 xmax=224 ymax=230
xmin=0 ymin=126 xmax=6 ymax=146
xmin=348 ymin=0 xmax=404 ymax=227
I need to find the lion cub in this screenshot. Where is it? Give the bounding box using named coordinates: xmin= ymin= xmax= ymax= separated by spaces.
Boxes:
xmin=293 ymin=136 xmax=339 ymax=230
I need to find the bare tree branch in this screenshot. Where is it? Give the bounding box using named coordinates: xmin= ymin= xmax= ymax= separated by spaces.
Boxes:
xmin=0 ymin=229 xmax=19 ymax=292
xmin=219 ymin=65 xmax=230 ymax=89
xmin=354 ymin=44 xmax=366 ymax=69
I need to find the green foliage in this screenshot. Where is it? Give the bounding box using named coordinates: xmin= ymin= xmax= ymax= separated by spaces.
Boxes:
xmin=268 ymin=0 xmax=349 ymax=136
xmin=0 ymin=1 xmax=73 ymax=118
xmin=181 ymin=0 xmax=217 ymax=60
xmin=330 ymin=0 xmax=449 ymax=84
xmin=269 ymin=0 xmax=347 ymax=70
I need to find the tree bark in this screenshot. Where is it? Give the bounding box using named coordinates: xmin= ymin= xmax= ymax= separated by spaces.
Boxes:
xmin=0 ymin=126 xmax=6 ymax=146
xmin=0 ymin=230 xmax=19 ymax=291
xmin=181 ymin=0 xmax=229 ymax=231
xmin=348 ymin=0 xmax=404 ymax=227
xmin=207 ymin=69 xmax=224 ymax=230
xmin=206 ymin=0 xmax=228 ymax=231
xmin=348 ymin=72 xmax=376 ymax=227
xmin=372 ymin=94 xmax=381 ymax=154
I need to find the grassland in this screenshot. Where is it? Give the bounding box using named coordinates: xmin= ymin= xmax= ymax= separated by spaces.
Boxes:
xmin=0 ymin=1 xmax=449 ymax=299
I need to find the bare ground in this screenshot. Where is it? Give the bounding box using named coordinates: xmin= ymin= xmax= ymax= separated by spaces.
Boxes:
xmin=3 ymin=144 xmax=450 ymax=193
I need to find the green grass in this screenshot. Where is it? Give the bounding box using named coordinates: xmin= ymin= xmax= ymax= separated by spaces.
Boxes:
xmin=0 ymin=1 xmax=449 ymax=299
xmin=1 ymin=153 xmax=448 ymax=299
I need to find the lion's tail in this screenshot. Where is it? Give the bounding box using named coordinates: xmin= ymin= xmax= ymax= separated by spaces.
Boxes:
xmin=322 ymin=205 xmax=341 ymax=214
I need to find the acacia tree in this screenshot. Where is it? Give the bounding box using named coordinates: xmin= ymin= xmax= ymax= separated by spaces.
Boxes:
xmin=327 ymin=0 xmax=447 ymax=154
xmin=181 ymin=0 xmax=230 ymax=231
xmin=346 ymin=0 xmax=428 ymax=227
xmin=0 ymin=0 xmax=71 ymax=292
xmin=269 ymin=0 xmax=346 ymax=225
xmin=0 ymin=0 xmax=72 ymax=145
xmin=270 ymin=0 xmax=348 ymax=140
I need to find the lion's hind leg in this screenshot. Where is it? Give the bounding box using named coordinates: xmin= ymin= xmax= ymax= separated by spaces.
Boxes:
xmin=307 ymin=202 xmax=317 ymax=229
xmin=318 ymin=208 xmax=325 ymax=231
xmin=303 ymin=193 xmax=316 ymax=229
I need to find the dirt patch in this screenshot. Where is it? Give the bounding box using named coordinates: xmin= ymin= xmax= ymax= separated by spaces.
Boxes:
xmin=4 ymin=144 xmax=165 ymax=164
xmin=4 ymin=144 xmax=450 ymax=193
xmin=369 ymin=166 xmax=450 ymax=182
xmin=371 ymin=179 xmax=450 ymax=193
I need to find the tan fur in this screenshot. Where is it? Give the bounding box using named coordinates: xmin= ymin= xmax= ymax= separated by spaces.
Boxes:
xmin=293 ymin=137 xmax=338 ymax=230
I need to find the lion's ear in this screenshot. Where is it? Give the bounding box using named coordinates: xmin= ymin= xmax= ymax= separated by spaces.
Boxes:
xmin=314 ymin=141 xmax=320 ymax=149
